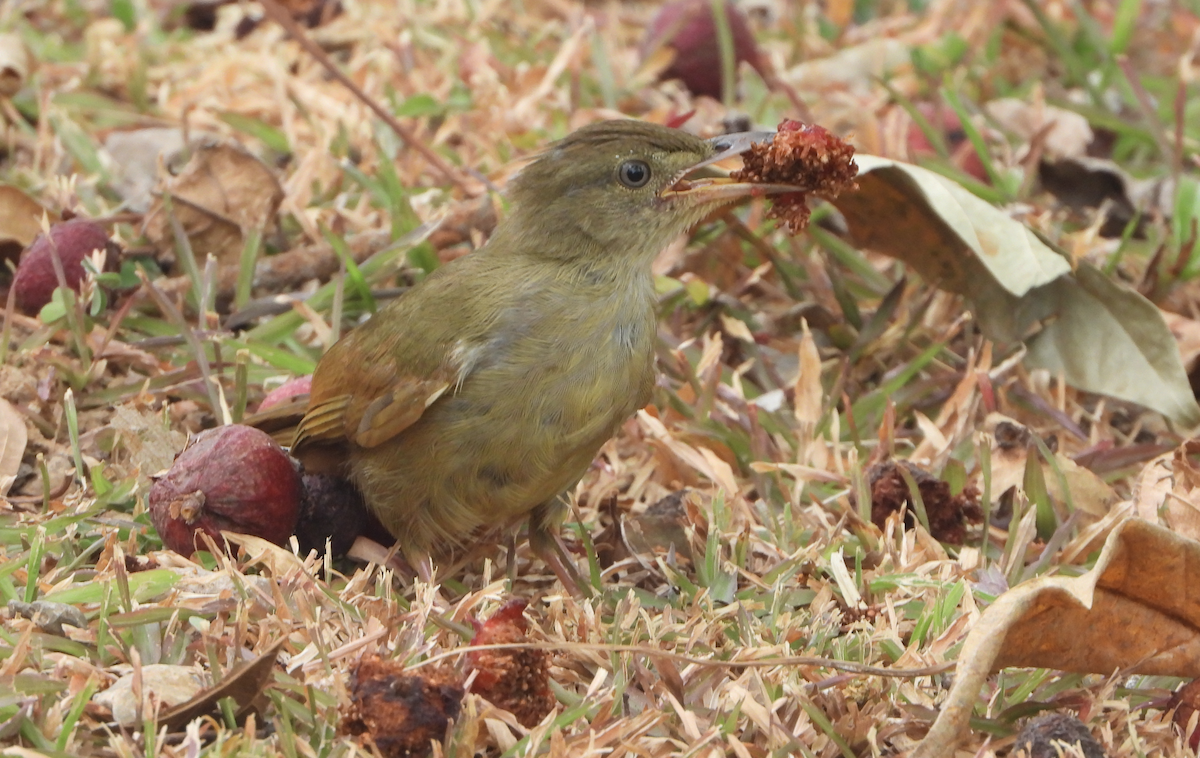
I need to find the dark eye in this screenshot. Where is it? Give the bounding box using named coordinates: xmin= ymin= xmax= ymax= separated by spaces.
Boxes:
xmin=617 ymin=160 xmax=651 ymax=188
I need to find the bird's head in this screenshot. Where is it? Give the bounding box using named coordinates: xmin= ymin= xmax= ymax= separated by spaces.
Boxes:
xmin=503 ymin=120 xmax=796 ymax=261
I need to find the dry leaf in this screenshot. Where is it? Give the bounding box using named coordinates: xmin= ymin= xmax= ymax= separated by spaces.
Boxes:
xmin=914 ymin=518 xmax=1200 ymax=757
xmin=1131 ymin=442 xmax=1200 ymax=542
xmin=143 ymin=140 xmax=283 ymax=266
xmin=105 ymin=128 xmax=214 ymax=213
xmin=0 ymin=33 xmax=31 ymax=98
xmin=835 ymin=158 xmax=1200 ymax=426
xmin=985 ymin=415 xmax=1117 ymax=519
xmin=93 ymin=664 xmax=208 ymax=727
xmin=157 ymin=638 xmax=286 ymax=732
xmin=984 ymin=98 xmax=1094 ymax=160
xmin=833 ymin=155 xmax=1070 ymax=342
xmin=0 ymin=398 xmax=28 ymax=496
xmin=0 ymin=184 xmax=48 ymax=265
xmin=1024 ymin=263 xmax=1200 ymax=427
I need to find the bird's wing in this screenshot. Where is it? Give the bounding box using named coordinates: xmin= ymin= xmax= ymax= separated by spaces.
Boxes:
xmin=292 ymin=253 xmax=506 ymax=457
xmin=293 ymin=355 xmax=454 ymax=452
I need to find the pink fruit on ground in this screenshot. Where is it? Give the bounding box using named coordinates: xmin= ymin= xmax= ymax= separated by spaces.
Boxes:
xmin=257 ymin=375 xmax=313 ymax=413
xmin=643 ymin=0 xmax=763 ymax=100
xmin=12 ymin=219 xmax=118 ymax=314
xmin=149 ymin=424 xmax=302 ymax=556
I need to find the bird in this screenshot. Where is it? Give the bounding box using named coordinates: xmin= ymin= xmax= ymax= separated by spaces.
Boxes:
xmin=288 ymin=119 xmax=797 ymax=593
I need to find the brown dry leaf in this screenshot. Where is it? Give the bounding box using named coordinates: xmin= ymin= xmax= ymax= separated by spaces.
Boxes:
xmin=914 ymin=518 xmax=1200 ymax=757
xmin=986 ymin=415 xmax=1117 ymax=518
xmin=0 ymin=398 xmax=28 ymax=496
xmin=1132 ymin=442 xmax=1200 ymax=541
xmin=0 ymin=184 xmax=48 ymax=265
xmin=142 ymin=140 xmax=284 ymax=266
xmin=156 ymin=638 xmax=286 ymax=732
xmin=0 ymin=33 xmax=31 ymax=98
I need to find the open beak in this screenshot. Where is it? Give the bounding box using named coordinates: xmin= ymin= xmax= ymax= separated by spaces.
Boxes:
xmin=660 ymin=130 xmax=800 ymax=203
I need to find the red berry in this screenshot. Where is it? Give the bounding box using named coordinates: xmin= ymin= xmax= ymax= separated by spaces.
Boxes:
xmin=149 ymin=425 xmax=301 ymax=556
xmin=12 ymin=219 xmax=118 ymax=314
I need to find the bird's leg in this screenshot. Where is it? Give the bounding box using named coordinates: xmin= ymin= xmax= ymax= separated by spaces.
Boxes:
xmin=506 ymin=532 xmax=519 ymax=587
xmin=408 ymin=551 xmax=435 ymax=584
xmin=529 ymin=500 xmax=591 ymax=598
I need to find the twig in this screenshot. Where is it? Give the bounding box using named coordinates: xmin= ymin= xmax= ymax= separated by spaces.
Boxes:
xmin=257 ymin=0 xmax=475 ymax=194
xmin=411 ymin=641 xmax=956 ymax=679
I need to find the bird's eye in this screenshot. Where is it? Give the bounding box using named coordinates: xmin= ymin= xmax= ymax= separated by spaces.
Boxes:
xmin=617 ymin=160 xmax=651 ymax=188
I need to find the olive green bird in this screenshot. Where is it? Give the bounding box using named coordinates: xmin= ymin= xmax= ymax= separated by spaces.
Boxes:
xmin=290 ymin=120 xmax=795 ymax=593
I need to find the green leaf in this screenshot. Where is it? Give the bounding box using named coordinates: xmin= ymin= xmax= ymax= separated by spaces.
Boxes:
xmin=44 ymin=568 xmax=179 ymax=605
xmin=218 ymin=112 xmax=291 ymax=154
xmin=394 ymin=93 xmax=441 ymax=118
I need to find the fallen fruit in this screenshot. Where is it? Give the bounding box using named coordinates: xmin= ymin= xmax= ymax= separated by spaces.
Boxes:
xmin=149 ymin=424 xmax=302 ymax=557
xmin=1012 ymin=713 xmax=1105 ymax=758
xmin=296 ymin=472 xmax=393 ymax=556
xmin=256 ymin=374 xmax=312 ymax=413
xmin=341 ymin=655 xmax=464 ymax=758
xmin=12 ymin=218 xmax=118 ymax=314
xmin=467 ymin=598 xmax=554 ymax=727
xmin=732 ymin=118 xmax=859 ymax=233
xmin=643 ymin=0 xmax=763 ymax=99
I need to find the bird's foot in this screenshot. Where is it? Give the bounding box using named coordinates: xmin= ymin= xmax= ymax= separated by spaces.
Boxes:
xmin=531 ymin=528 xmax=592 ymax=598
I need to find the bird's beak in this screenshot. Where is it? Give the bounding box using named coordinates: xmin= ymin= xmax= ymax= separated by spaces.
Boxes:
xmin=660 ymin=130 xmax=800 ymax=203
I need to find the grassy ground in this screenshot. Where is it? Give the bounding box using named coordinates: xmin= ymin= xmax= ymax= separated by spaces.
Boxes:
xmin=2 ymin=0 xmax=1200 ymax=755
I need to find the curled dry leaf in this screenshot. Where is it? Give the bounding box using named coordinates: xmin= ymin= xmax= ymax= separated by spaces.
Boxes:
xmin=914 ymin=518 xmax=1200 ymax=757
xmin=834 ymin=157 xmax=1200 ymax=427
xmin=156 ymin=638 xmax=287 ymax=732
xmin=833 ymin=155 xmax=1071 ymax=341
xmin=0 ymin=33 xmax=31 ymax=98
xmin=142 ymin=140 xmax=283 ymax=267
